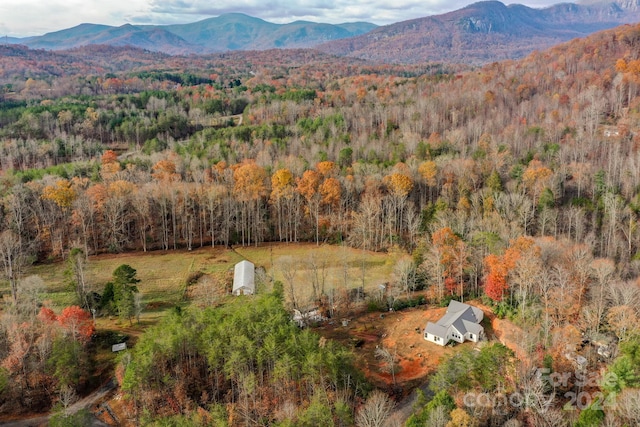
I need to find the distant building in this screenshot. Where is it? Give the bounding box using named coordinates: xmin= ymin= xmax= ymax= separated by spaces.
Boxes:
xmin=233 ymin=260 xmax=255 ymax=295
xmin=424 ymin=300 xmax=484 ymax=346
xmin=602 ymin=126 xmax=621 ymax=138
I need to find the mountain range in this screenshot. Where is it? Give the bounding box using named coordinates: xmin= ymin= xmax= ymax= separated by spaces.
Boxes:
xmin=2 ymin=0 xmax=640 ymax=64
xmin=318 ymin=0 xmax=640 ymax=63
xmin=5 ymin=14 xmax=377 ymax=55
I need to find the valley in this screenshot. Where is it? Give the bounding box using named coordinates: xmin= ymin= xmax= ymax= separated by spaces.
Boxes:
xmin=0 ymin=8 xmax=640 ymax=426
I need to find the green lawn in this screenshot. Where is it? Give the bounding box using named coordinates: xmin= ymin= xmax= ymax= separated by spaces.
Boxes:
xmin=16 ymin=242 xmax=406 ymax=323
xmin=235 ymin=242 xmax=404 ymax=301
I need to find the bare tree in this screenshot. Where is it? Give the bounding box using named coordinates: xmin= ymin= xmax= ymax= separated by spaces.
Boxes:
xmin=58 ymin=384 xmax=78 ymax=412
xmin=425 ymin=405 xmax=449 ymax=427
xmin=134 ymin=292 xmax=145 ymax=325
xmin=67 ymin=248 xmax=91 ymax=308
xmin=588 ymin=258 xmax=615 ymax=333
xmin=307 ymin=251 xmax=329 ymax=301
xmin=614 ymin=388 xmax=640 ymax=425
xmin=0 ymin=230 xmax=25 ymax=305
xmin=355 ymin=390 xmax=395 ymax=427
xmin=375 ymin=346 xmax=398 ymax=386
xmin=393 ymin=258 xmax=417 ymax=297
xmin=277 ymin=256 xmax=300 ymax=310
xmin=15 ymin=275 xmax=45 ymax=320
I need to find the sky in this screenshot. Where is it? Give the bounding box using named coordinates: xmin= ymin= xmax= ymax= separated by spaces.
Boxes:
xmin=1 ymin=0 xmax=564 ymax=38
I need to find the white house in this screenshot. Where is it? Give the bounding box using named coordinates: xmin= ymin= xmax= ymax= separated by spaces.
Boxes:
xmin=424 ymin=300 xmax=484 ymax=346
xmin=233 ymin=260 xmax=255 ymax=295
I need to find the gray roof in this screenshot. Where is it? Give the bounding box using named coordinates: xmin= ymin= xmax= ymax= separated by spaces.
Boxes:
xmin=233 ymin=260 xmax=255 ymax=294
xmin=425 ymin=322 xmax=449 ymax=338
xmin=424 ymin=300 xmax=484 ymax=339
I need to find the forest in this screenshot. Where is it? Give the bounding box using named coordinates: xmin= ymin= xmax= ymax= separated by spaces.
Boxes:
xmin=0 ymin=22 xmax=640 ymax=426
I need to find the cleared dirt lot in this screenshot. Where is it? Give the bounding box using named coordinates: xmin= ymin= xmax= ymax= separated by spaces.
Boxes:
xmin=316 ymin=301 xmax=527 ymax=395
xmin=317 ymin=305 xmax=456 ymax=392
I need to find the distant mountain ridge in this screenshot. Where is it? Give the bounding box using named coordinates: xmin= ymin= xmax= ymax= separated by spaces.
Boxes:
xmin=3 ymin=1 xmax=640 ymax=64
xmin=318 ymin=0 xmax=640 ymax=63
xmin=5 ymin=13 xmax=377 ymax=54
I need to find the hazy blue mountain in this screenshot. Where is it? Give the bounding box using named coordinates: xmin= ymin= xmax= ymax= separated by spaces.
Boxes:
xmin=10 ymin=13 xmax=377 ymax=54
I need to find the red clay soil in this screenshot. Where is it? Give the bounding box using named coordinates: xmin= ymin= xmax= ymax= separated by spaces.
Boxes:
xmin=317 ymin=306 xmax=455 ymax=392
xmin=475 ymin=302 xmax=530 ymax=361
xmin=317 ymin=301 xmax=528 ymax=393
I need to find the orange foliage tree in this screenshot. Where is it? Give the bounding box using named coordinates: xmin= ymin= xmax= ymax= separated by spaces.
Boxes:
xmin=320 ymin=177 xmax=341 ymax=210
xmin=100 ymin=149 xmax=121 ymax=180
xmin=316 ymin=161 xmax=337 ymax=177
xmin=270 ymin=168 xmax=297 ymax=242
xmin=483 ymin=236 xmax=537 ymax=302
xmin=383 ymin=171 xmax=414 ymax=241
xmin=297 ymin=169 xmax=322 ymax=244
xmin=484 ymin=254 xmax=509 ymax=302
xmin=233 ymin=161 xmax=267 ymax=245
xmin=431 ymin=227 xmax=469 ymax=299
xmin=152 ymin=159 xmax=181 ymax=182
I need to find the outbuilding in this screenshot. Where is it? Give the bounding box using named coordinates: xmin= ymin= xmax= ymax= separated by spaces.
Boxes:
xmin=233 ymin=260 xmax=255 ymax=295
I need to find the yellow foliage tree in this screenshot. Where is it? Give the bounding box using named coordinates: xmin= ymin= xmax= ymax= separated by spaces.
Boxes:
xmin=42 ymin=179 xmax=77 ymax=209
xmin=316 ymin=161 xmax=337 ymax=177
xmin=418 ymin=160 xmax=438 ymax=187
xmin=446 ymin=408 xmax=476 ymax=427
xmin=522 ymin=159 xmax=553 ymax=204
xmin=270 ymin=168 xmax=294 ymax=201
xmin=383 ymin=173 xmax=413 ymax=198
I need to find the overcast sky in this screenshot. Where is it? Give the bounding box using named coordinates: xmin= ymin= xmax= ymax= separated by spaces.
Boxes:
xmin=1 ymin=0 xmax=564 ymax=37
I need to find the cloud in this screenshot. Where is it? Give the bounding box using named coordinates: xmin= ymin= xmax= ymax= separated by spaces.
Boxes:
xmin=145 ymin=0 xmax=461 ymax=25
xmin=0 ymin=0 xmax=151 ymax=36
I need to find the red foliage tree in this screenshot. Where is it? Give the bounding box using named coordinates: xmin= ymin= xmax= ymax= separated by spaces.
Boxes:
xmin=38 ymin=306 xmax=57 ymax=324
xmin=58 ymin=306 xmax=94 ymax=344
xmin=101 ymin=150 xmax=118 ymax=165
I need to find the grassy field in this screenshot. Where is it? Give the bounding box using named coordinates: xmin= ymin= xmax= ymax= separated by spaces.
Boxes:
xmin=235 ymin=242 xmax=405 ymax=301
xmin=20 ymin=242 xmax=407 ymax=320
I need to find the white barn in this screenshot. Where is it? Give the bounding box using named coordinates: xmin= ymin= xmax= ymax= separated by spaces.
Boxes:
xmin=424 ymin=300 xmax=484 ymax=346
xmin=233 ymin=260 xmax=255 ymax=295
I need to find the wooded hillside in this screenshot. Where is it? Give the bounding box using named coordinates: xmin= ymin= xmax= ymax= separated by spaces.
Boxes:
xmin=1 ymin=22 xmax=640 ymax=426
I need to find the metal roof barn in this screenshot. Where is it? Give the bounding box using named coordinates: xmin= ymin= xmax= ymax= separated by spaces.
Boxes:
xmin=233 ymin=260 xmax=255 ymax=295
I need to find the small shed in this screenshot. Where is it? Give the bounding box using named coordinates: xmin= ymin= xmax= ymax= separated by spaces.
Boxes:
xmin=293 ymin=308 xmax=325 ymax=327
xmin=233 ymin=260 xmax=255 ymax=295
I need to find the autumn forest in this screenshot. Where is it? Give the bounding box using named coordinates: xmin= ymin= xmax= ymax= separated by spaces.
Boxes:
xmin=1 ymin=21 xmax=640 ymax=427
